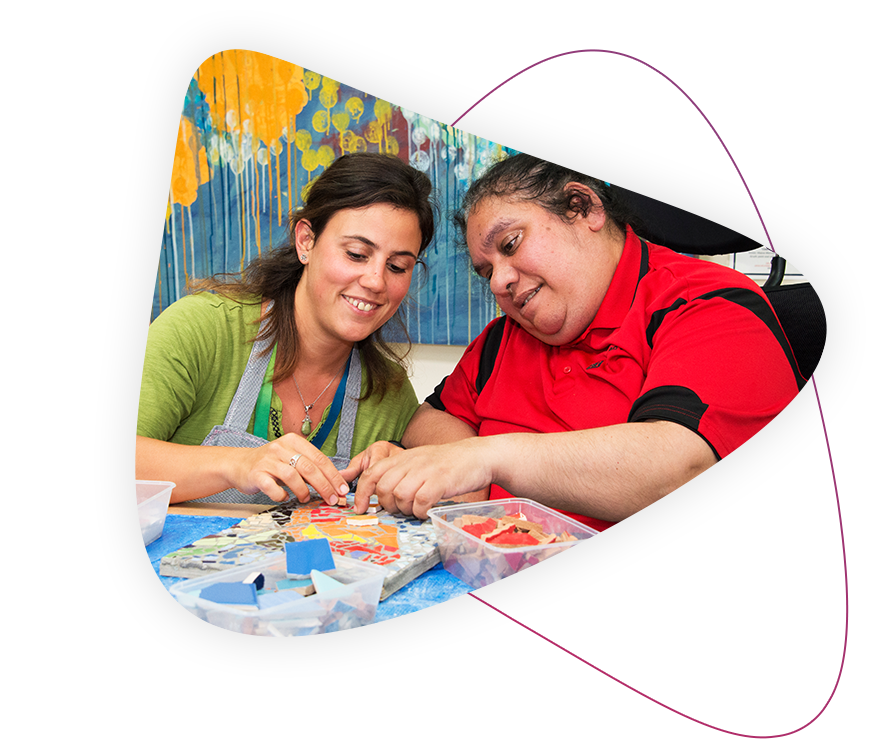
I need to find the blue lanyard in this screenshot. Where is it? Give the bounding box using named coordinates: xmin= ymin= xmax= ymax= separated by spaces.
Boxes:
xmin=253 ymin=349 xmax=351 ymax=451
xmin=312 ymin=355 xmax=351 ymax=450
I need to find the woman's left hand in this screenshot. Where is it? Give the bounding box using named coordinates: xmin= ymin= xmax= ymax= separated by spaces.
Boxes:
xmin=338 ymin=440 xmax=406 ymax=511
xmin=228 ymin=434 xmax=351 ymax=505
xmin=351 ymin=439 xmax=494 ymax=519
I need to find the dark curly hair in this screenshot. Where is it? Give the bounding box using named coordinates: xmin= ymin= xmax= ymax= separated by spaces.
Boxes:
xmin=454 ymin=152 xmax=643 ymax=244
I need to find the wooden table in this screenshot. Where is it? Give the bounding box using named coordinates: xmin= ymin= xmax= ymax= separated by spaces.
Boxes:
xmin=168 ymin=490 xmax=485 ymax=518
xmin=168 ymin=501 xmax=273 ymax=519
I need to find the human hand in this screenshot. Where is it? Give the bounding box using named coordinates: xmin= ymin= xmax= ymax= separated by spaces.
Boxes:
xmin=337 ymin=441 xmax=405 ymax=511
xmin=230 ymin=434 xmax=350 ymax=505
xmin=353 ymin=439 xmax=494 ymax=519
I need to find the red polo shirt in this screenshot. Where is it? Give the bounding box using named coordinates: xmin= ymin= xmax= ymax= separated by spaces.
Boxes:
xmin=427 ymin=228 xmax=805 ymax=531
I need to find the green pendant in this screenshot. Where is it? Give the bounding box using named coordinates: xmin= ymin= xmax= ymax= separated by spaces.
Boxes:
xmin=301 ymin=416 xmax=312 ymax=436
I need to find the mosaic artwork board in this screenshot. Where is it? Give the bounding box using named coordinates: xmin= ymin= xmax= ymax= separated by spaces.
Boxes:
xmin=159 ymin=500 xmax=440 ymax=600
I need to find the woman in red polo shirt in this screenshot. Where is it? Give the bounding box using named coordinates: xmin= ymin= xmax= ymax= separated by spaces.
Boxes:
xmin=344 ymin=154 xmax=803 ymax=531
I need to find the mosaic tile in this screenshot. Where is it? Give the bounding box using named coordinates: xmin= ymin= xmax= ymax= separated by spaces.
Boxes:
xmin=159 ymin=498 xmax=442 ymax=599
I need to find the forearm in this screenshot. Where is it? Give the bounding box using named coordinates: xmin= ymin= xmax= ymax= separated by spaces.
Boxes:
xmin=401 ymin=402 xmax=477 ymax=447
xmin=136 ymin=435 xmax=239 ymax=503
xmin=483 ymin=421 xmax=717 ymax=521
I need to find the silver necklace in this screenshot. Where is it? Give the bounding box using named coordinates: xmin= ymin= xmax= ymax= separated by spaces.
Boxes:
xmin=292 ymin=364 xmax=344 ymax=436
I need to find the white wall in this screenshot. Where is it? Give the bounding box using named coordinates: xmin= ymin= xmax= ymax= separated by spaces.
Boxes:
xmin=392 ymin=343 xmax=467 ymax=402
xmin=699 ymin=252 xmax=808 ymax=286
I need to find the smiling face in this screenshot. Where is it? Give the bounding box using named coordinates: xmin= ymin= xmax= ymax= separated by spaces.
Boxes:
xmin=294 ymin=203 xmax=422 ymax=347
xmin=466 ymin=191 xmax=624 ymax=346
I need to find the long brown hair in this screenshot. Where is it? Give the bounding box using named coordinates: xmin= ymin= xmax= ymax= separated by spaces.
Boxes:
xmin=192 ymin=153 xmax=436 ymax=400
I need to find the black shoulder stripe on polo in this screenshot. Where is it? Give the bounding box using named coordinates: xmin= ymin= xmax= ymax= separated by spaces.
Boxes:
xmin=646 ymin=298 xmax=688 ymax=347
xmin=637 ymin=237 xmax=650 ymax=282
xmin=697 ymin=287 xmax=807 ymax=392
xmin=644 ymin=286 xmax=806 ymax=392
xmin=629 ymin=385 xmax=720 ymax=459
xmin=424 ymin=377 xmax=448 ymax=410
xmin=475 ymin=316 xmax=508 ymax=394
xmin=630 ymin=237 xmax=651 ymax=308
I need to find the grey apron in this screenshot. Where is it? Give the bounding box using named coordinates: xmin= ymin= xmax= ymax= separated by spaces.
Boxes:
xmin=199 ymin=312 xmax=361 ymax=504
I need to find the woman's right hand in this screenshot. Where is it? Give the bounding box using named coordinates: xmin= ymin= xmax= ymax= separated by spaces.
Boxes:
xmin=337 ymin=440 xmax=406 ymax=512
xmin=231 ymin=434 xmax=350 ymax=505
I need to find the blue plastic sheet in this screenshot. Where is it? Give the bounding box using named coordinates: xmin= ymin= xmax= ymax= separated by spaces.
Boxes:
xmin=375 ymin=562 xmax=471 ymax=622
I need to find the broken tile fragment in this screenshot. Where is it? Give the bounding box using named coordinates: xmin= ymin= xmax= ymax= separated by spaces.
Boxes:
xmin=276 ymin=577 xmax=316 ymax=597
xmin=200 ymin=581 xmax=258 ymax=607
xmin=242 ymin=571 xmax=265 ymax=590
xmin=311 ymin=570 xmax=353 ymax=599
xmin=346 ymin=514 xmax=379 ymax=527
xmin=486 ymin=531 xmax=541 ymax=547
xmin=285 ymin=538 xmax=335 ymax=575
xmin=482 ymin=522 xmax=517 ymax=543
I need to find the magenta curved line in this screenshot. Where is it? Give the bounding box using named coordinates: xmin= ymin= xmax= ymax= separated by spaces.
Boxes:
xmin=452 ymin=49 xmax=776 ymax=254
xmin=458 ymin=50 xmax=848 ymax=738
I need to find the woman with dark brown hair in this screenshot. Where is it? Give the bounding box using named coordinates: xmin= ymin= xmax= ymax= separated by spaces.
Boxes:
xmin=137 ymin=153 xmax=435 ymax=505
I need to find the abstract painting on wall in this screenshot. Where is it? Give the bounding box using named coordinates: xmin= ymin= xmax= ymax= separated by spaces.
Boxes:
xmin=156 ymin=49 xmax=514 ymax=346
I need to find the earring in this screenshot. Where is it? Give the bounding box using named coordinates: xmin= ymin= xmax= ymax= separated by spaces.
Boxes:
xmin=300 ymin=253 xmax=308 ymax=263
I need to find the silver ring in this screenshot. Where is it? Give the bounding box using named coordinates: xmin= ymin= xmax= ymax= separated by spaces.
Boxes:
xmin=289 ymin=454 xmax=302 ymax=468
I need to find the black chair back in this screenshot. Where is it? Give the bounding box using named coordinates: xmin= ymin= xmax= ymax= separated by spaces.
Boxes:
xmin=762 ymin=282 xmax=826 ymax=380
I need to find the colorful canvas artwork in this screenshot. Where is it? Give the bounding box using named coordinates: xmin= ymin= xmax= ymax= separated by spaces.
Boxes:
xmin=159 ymin=499 xmax=440 ymax=600
xmin=158 ymin=49 xmax=516 ymax=345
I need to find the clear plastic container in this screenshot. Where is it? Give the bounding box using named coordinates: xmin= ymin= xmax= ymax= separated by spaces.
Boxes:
xmin=427 ymin=498 xmax=598 ymax=589
xmin=137 ymin=480 xmax=175 ymax=546
xmin=169 ymin=553 xmax=387 ymax=636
